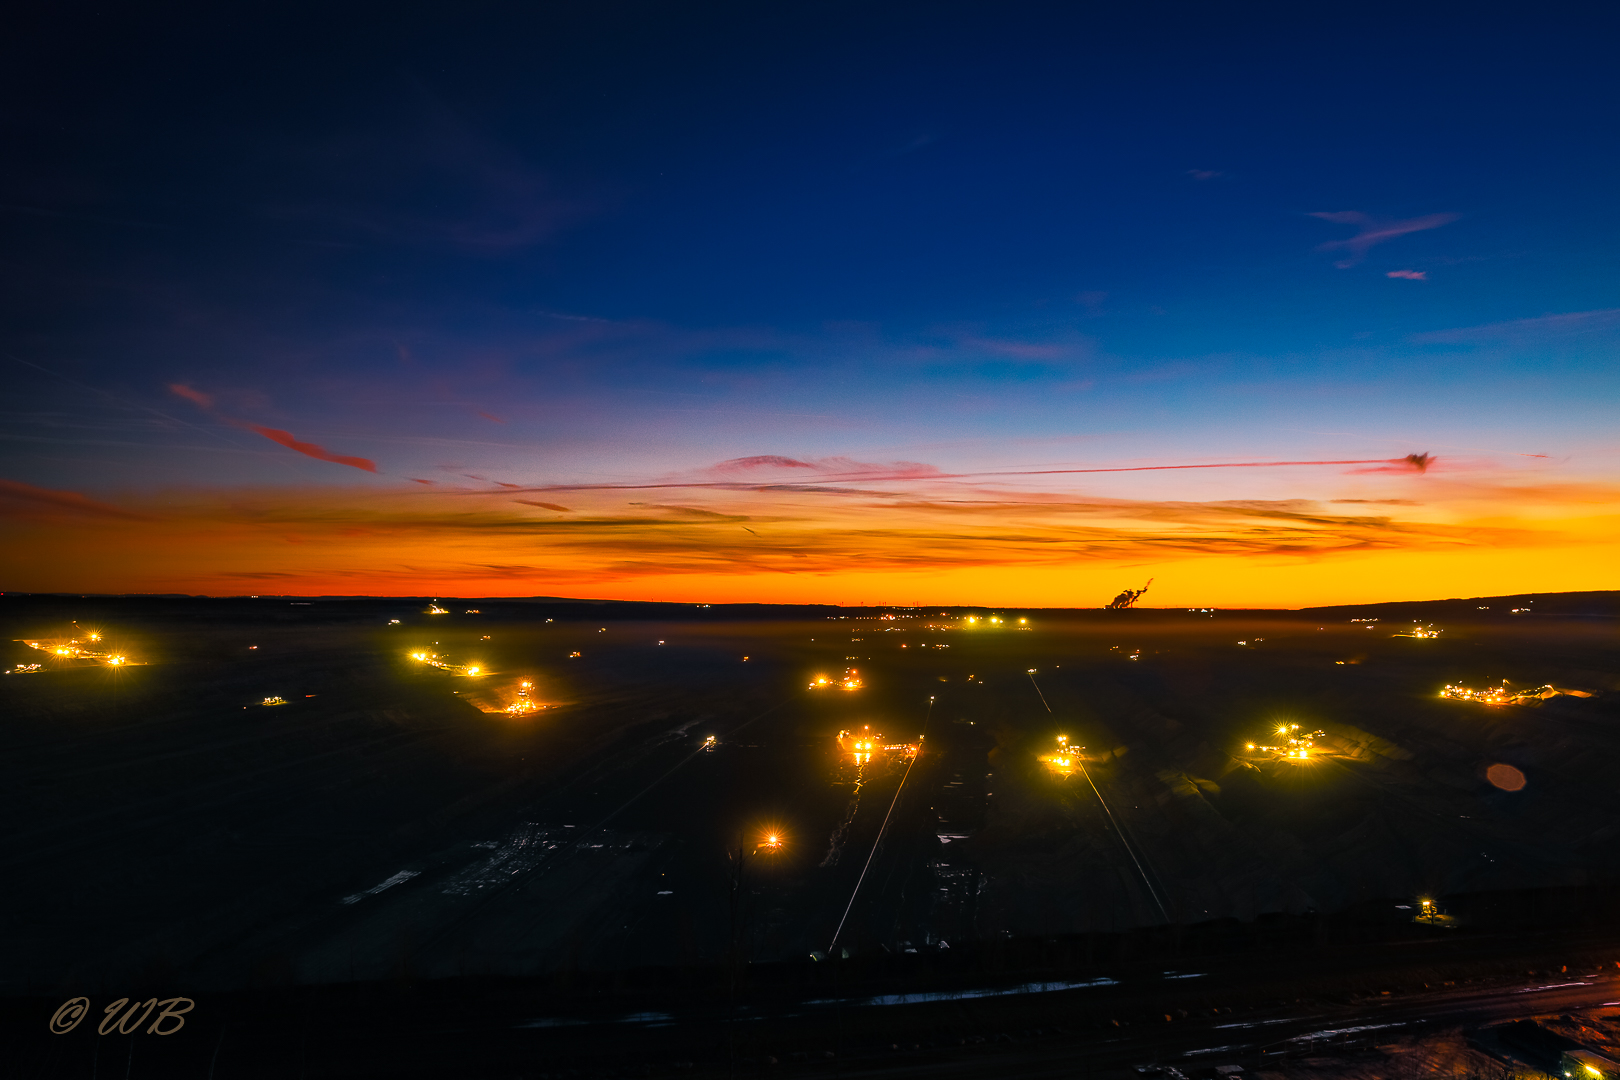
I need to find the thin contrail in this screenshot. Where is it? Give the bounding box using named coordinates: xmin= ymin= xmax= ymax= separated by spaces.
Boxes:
xmin=482 ymin=455 xmax=1433 ymax=495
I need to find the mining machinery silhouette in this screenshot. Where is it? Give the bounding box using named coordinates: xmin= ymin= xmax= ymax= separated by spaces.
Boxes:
xmin=1105 ymin=578 xmax=1152 ymax=610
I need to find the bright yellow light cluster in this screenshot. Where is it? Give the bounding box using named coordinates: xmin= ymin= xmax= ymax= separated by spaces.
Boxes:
xmin=1440 ymin=681 xmax=1571 ymax=706
xmin=409 ymin=650 xmax=486 ymax=677
xmin=504 ymin=680 xmax=544 ymax=715
xmin=959 ymin=614 xmax=1027 ymax=628
xmin=811 ymin=667 xmax=863 ymax=690
xmin=839 ymin=725 xmax=911 ymax=764
xmin=22 ymin=632 xmax=134 ymax=668
xmin=1041 ymin=734 xmax=1079 ymax=774
xmin=1246 ymin=722 xmax=1325 ymax=762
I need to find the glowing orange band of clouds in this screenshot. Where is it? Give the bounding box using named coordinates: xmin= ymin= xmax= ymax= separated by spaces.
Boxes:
xmin=1 ymin=472 xmax=1615 ymax=606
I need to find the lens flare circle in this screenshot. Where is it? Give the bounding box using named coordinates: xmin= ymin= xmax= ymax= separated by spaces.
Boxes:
xmin=1486 ymin=763 xmax=1526 ymax=791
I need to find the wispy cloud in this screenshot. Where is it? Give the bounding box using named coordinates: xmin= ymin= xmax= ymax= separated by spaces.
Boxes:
xmin=240 ymin=426 xmax=378 ymax=472
xmin=167 ymin=383 xmax=214 ymax=409
xmin=0 ymin=478 xmax=146 ymax=520
xmin=1411 ymin=308 xmax=1620 ymax=344
xmin=959 ymin=336 xmax=1075 ymax=360
xmin=512 ymin=452 xmax=1437 ymax=495
xmin=712 ymin=455 xmax=819 ymax=473
xmin=1386 ymin=269 xmax=1427 ymax=280
xmin=1311 ymin=211 xmax=1459 ymax=268
xmin=701 ymin=456 xmax=946 ymax=482
xmin=167 ymin=382 xmax=381 ymax=473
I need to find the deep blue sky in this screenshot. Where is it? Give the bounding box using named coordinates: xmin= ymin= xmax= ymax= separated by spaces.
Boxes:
xmin=3 ymin=2 xmax=1618 ymax=602
xmin=9 ymin=4 xmax=1619 ymax=362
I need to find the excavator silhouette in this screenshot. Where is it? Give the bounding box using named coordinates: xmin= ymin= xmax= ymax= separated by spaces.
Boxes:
xmin=1105 ymin=578 xmax=1152 ymax=610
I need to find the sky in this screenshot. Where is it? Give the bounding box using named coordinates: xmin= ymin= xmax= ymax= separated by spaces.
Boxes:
xmin=3 ymin=2 xmax=1618 ymax=606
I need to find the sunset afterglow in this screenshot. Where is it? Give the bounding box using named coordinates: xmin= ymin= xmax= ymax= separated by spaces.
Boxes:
xmin=2 ymin=462 xmax=1616 ymax=605
xmin=2 ymin=6 xmax=1616 ymax=607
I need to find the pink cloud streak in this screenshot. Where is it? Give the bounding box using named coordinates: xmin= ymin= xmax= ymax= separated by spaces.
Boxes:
xmin=1311 ymin=210 xmax=1459 ymax=268
xmin=242 ymin=425 xmax=378 ymax=473
xmin=167 ymin=382 xmax=381 ymax=474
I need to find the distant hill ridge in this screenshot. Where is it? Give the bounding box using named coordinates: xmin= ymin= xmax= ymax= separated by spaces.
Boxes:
xmin=1299 ymin=589 xmax=1620 ymax=618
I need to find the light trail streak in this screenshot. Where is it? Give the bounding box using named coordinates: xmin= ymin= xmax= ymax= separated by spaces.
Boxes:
xmin=1028 ymin=669 xmax=1171 ymax=924
xmin=827 ymin=696 xmax=933 ymax=953
xmin=1025 ymin=669 xmax=1052 ymax=712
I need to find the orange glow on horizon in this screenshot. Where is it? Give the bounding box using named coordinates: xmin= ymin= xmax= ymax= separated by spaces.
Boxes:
xmin=1 ymin=478 xmax=1616 ymax=607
